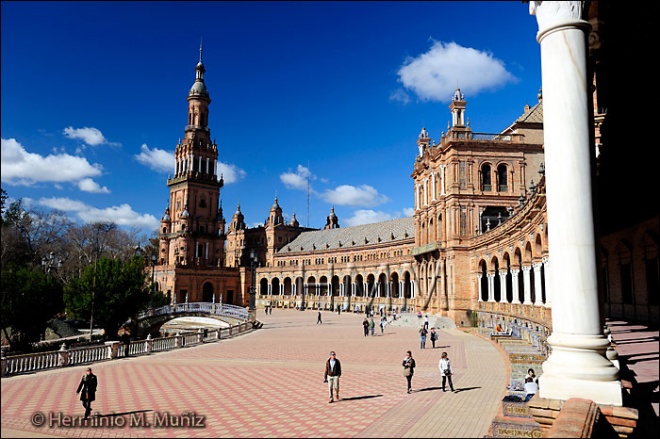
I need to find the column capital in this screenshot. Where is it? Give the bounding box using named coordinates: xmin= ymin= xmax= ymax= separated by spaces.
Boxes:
xmin=530 ymin=1 xmax=589 ymax=40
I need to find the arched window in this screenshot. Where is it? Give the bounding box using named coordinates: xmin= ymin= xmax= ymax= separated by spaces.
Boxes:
xmin=481 ymin=164 xmax=492 ymax=191
xmin=497 ymin=164 xmax=508 ymax=192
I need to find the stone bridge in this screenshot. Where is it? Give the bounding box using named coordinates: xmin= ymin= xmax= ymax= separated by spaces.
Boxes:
xmin=135 ymin=302 xmax=249 ymax=338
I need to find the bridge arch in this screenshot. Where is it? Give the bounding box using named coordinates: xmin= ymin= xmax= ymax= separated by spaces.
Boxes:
xmin=135 ymin=302 xmax=248 ymax=338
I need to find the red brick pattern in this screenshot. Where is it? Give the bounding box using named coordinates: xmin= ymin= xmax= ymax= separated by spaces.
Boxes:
xmin=1 ymin=310 xmax=507 ymax=438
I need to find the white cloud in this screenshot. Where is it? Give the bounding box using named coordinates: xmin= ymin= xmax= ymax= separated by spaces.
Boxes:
xmin=135 ymin=144 xmax=174 ymax=173
xmin=321 ymin=184 xmax=389 ymax=207
xmin=218 ymin=162 xmax=246 ymax=184
xmin=402 ymin=207 xmax=415 ymax=217
xmin=280 ymin=165 xmax=315 ymax=191
xmin=396 ymin=40 xmax=517 ymax=102
xmin=39 ymin=197 xmax=88 ymax=211
xmin=344 ymin=209 xmax=395 ymax=227
xmin=133 ymin=143 xmax=244 ymax=183
xmin=1 ymin=138 xmax=104 ymax=187
xmin=38 ymin=197 xmax=159 ymax=230
xmin=63 ymin=126 xmax=120 ymax=147
xmin=388 ymin=88 xmax=411 ymax=105
xmin=77 ymin=178 xmax=110 ymax=194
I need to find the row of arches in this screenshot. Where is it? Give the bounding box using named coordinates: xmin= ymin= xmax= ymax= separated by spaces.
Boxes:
xmin=476 ymin=232 xmax=549 ymax=306
xmin=257 ymin=272 xmax=415 ymax=299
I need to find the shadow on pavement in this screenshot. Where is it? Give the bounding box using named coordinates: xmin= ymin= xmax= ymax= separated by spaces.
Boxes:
xmin=340 ymin=394 xmax=383 ymax=401
xmin=453 ymin=386 xmax=481 ymax=393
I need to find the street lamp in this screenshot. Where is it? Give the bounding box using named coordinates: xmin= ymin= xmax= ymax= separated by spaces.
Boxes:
xmin=42 ymin=252 xmax=63 ymax=275
xmin=149 ymin=253 xmax=157 ymax=307
xmin=86 ymin=253 xmax=98 ymax=343
xmin=249 ymin=249 xmax=258 ymax=321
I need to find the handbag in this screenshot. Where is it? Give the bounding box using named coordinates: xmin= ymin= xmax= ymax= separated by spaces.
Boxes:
xmin=403 ymin=367 xmax=412 ymax=377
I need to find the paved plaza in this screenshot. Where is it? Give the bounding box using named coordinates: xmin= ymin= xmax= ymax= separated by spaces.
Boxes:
xmin=1 ymin=309 xmax=509 ymax=438
xmin=1 ymin=310 xmax=657 ymax=438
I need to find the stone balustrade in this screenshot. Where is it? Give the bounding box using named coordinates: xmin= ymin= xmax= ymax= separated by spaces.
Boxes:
xmin=1 ymin=321 xmax=251 ymax=377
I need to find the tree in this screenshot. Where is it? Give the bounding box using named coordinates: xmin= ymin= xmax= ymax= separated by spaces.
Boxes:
xmin=1 ymin=265 xmax=64 ymax=350
xmin=0 ymin=187 xmax=7 ymax=225
xmin=64 ymin=256 xmax=151 ymax=340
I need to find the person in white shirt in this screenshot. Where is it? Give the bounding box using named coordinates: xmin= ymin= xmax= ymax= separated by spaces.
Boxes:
xmin=438 ymin=351 xmax=455 ymax=392
xmin=524 ymin=368 xmax=538 ymax=402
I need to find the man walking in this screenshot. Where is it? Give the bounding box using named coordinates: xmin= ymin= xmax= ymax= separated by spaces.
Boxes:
xmin=323 ymin=351 xmax=342 ymax=403
xmin=75 ymin=367 xmax=98 ymax=419
xmin=317 ymin=311 xmax=323 ymax=324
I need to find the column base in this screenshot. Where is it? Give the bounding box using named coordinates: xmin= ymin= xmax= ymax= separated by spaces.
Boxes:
xmin=539 ymin=375 xmax=622 ymax=406
xmin=540 ymin=333 xmax=623 ymax=406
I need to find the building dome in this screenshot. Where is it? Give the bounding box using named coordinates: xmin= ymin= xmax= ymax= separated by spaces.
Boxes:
xmin=161 ymin=207 xmax=171 ymax=222
xmin=190 ymin=81 xmax=208 ymax=95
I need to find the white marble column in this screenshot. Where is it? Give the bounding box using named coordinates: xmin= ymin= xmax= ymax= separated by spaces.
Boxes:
xmin=477 ymin=273 xmax=483 ymax=302
xmin=440 ymin=165 xmax=446 ymax=196
xmin=522 ymin=265 xmax=533 ymax=305
xmin=533 ymin=262 xmax=544 ymax=306
xmin=487 ymin=273 xmax=496 ymax=302
xmin=543 ymin=257 xmax=552 ymax=308
xmin=431 ymin=172 xmax=437 ymax=201
xmin=499 ymin=270 xmax=508 ymax=303
xmin=531 ymin=0 xmax=621 ymax=405
xmin=511 ymin=269 xmax=521 ymax=304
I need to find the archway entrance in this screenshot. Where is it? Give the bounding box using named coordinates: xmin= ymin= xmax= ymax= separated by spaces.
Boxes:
xmin=202 ymin=282 xmax=214 ymax=302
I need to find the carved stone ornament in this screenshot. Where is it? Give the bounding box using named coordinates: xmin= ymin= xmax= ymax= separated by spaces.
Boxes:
xmin=529 ymin=1 xmax=584 ymax=32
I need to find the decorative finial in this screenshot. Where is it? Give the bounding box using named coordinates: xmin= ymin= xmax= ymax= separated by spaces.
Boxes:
xmin=199 ymin=38 xmax=203 ymax=63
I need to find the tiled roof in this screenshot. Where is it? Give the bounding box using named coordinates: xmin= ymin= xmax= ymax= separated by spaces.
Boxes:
xmin=515 ymin=100 xmax=543 ymax=124
xmin=277 ymin=217 xmax=414 ymax=254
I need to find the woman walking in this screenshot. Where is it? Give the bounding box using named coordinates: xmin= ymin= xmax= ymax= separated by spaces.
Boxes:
xmin=402 ymin=350 xmax=416 ymax=394
xmin=438 ymin=351 xmax=455 ymax=392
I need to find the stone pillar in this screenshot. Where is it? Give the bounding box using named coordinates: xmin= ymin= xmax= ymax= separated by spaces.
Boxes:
xmin=0 ymin=346 xmax=6 ymax=377
xmin=522 ymin=265 xmax=533 ymax=305
xmin=533 ymin=262 xmax=544 ymax=306
xmin=146 ymin=334 xmax=153 ymax=354
xmin=511 ymin=269 xmax=521 ymax=304
xmin=57 ymin=343 xmax=69 ymax=367
xmin=175 ymin=331 xmax=183 ymax=348
xmin=477 ymin=273 xmax=483 ymax=302
xmin=530 ymin=0 xmax=621 ymax=405
xmin=105 ymin=341 xmax=120 ymax=359
xmin=487 ymin=273 xmax=496 ymax=302
xmin=499 ymin=270 xmax=508 ymax=303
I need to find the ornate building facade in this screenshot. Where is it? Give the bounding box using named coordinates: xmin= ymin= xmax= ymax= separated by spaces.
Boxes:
xmin=152 ymin=4 xmax=658 ymax=401
xmin=153 ymin=46 xmax=240 ymax=305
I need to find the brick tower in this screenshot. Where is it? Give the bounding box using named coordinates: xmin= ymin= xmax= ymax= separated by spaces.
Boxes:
xmin=155 ymin=45 xmax=240 ymax=305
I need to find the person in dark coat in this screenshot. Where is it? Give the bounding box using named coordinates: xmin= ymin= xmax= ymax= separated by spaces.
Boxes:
xmin=76 ymin=367 xmax=98 ymax=418
xmin=402 ymin=350 xmax=416 ymax=393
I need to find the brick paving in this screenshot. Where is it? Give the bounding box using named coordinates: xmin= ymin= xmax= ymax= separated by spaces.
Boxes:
xmin=1 ymin=310 xmax=508 ymax=438
xmin=1 ymin=311 xmax=656 ymax=438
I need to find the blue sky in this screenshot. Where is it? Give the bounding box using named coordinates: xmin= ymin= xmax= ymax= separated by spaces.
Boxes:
xmin=1 ymin=1 xmax=542 ymax=236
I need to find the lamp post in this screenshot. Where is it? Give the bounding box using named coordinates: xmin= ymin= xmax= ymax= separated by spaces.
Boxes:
xmin=248 ymin=249 xmax=257 ymax=322
xmin=88 ymin=254 xmax=97 ymax=342
xmin=149 ymin=253 xmax=157 ymax=308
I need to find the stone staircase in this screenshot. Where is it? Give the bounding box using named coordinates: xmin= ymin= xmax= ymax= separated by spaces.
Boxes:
xmin=482 ymin=328 xmax=547 ymax=437
xmin=388 ymin=312 xmax=457 ymax=329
